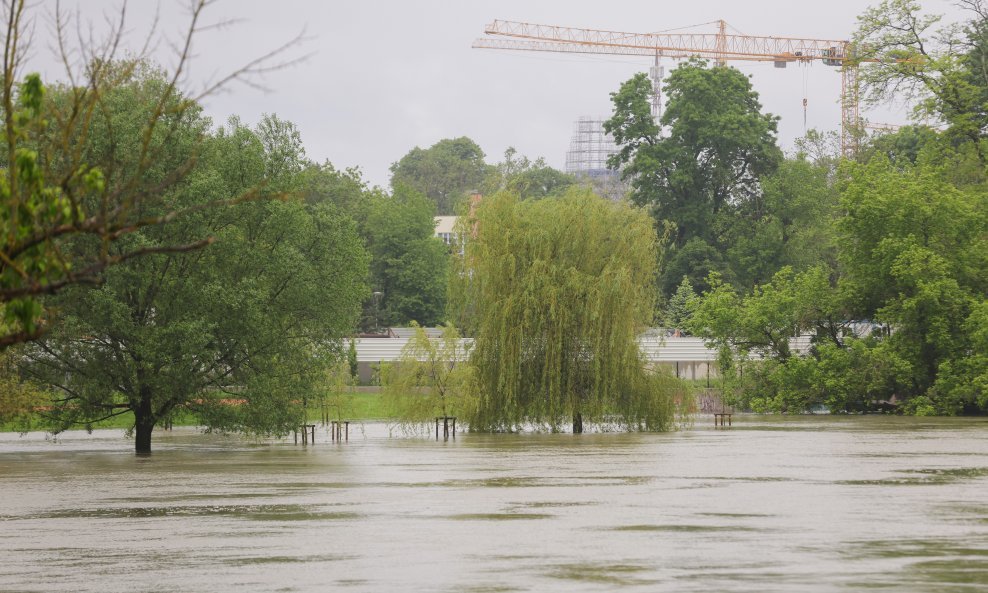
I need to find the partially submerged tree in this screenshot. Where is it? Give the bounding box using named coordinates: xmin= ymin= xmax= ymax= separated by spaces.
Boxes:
xmin=24 ymin=115 xmax=369 ymax=453
xmin=382 ymin=323 xmax=476 ymax=435
xmin=689 ymin=149 xmax=988 ymax=415
xmin=838 ymin=154 xmax=986 ymax=401
xmin=459 ymin=188 xmax=683 ymax=433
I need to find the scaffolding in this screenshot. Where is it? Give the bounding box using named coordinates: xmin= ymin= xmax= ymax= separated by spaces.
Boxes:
xmin=564 ymin=116 xmax=627 ymax=201
xmin=564 ymin=116 xmax=618 ymax=178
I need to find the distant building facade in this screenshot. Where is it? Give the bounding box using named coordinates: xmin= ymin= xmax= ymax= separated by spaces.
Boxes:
xmin=434 ymin=216 xmax=457 ymax=246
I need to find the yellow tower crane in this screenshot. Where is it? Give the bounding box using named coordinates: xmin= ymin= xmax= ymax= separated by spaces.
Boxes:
xmin=473 ymin=19 xmax=867 ymax=157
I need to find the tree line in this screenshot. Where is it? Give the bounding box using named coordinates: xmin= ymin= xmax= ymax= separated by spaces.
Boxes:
xmin=3 ymin=0 xmax=986 ymax=453
xmin=608 ymin=0 xmax=988 ymax=416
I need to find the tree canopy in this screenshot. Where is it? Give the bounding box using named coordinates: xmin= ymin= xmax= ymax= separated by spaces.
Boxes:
xmin=0 ymin=1 xmax=294 ymax=349
xmin=390 ymin=137 xmax=492 ymax=215
xmin=361 ymin=185 xmax=448 ymax=328
xmin=854 ymin=0 xmax=988 ymax=157
xmin=23 ymin=105 xmax=368 ymax=453
xmin=382 ymin=323 xmax=476 ymax=435
xmin=483 ymin=147 xmax=577 ymax=200
xmin=458 ymin=188 xmax=683 ymax=433
xmin=606 ymin=60 xmax=782 ymax=247
xmin=689 ymin=150 xmax=988 ymax=415
xmin=604 ymin=60 xmax=785 ymax=297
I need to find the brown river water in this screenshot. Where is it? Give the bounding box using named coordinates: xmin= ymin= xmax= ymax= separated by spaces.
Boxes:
xmin=1 ymin=416 xmax=987 ymax=592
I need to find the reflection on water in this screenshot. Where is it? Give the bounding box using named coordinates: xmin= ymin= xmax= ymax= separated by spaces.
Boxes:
xmin=1 ymin=416 xmax=987 ymax=592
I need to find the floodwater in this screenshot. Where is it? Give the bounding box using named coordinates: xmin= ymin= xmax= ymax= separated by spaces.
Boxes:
xmin=1 ymin=417 xmax=988 ymax=592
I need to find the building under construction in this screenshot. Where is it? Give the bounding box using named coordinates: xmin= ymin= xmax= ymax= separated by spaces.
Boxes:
xmin=564 ymin=116 xmax=626 ymax=200
xmin=564 ymin=116 xmax=618 ymax=178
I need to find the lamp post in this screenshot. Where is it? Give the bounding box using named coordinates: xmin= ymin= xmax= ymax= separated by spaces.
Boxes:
xmin=372 ymin=291 xmax=383 ymax=334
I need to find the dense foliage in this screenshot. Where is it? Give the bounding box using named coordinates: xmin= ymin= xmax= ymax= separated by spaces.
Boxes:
xmin=688 ymin=150 xmax=988 ymax=414
xmin=0 ymin=1 xmax=292 ymax=349
xmin=9 ymin=0 xmax=988 ymax=447
xmin=390 ymin=137 xmax=492 ymax=215
xmin=483 ymin=148 xmax=578 ymax=200
xmin=361 ymin=186 xmax=449 ymax=328
xmin=605 ymin=60 xmax=790 ymax=296
xmin=22 ymin=84 xmax=369 ymax=452
xmin=602 ymin=3 xmax=988 ymax=416
xmin=458 ymin=188 xmax=685 ymax=432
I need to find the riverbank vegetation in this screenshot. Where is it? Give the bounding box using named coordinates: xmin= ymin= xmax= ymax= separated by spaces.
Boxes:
xmin=651 ymin=0 xmax=988 ymax=415
xmin=3 ymin=1 xmax=988 ymax=453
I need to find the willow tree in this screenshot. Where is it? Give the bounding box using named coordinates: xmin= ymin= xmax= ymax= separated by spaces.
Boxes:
xmin=459 ymin=188 xmax=680 ymax=433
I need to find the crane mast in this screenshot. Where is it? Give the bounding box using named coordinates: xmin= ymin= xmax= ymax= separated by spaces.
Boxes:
xmin=474 ymin=19 xmax=863 ymax=157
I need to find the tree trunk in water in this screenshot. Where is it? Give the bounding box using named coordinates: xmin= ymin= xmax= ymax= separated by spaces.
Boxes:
xmin=134 ymin=388 xmax=155 ymax=455
xmin=135 ymin=420 xmax=154 ymax=454
xmin=572 ymin=412 xmax=583 ymax=434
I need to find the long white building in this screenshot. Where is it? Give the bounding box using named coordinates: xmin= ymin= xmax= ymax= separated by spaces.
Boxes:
xmin=353 ymin=331 xmax=814 ymax=384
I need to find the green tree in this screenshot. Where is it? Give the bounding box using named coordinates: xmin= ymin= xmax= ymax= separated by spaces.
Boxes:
xmin=933 ymin=299 xmax=988 ymax=412
xmin=723 ymin=156 xmax=839 ymax=289
xmin=256 ymin=113 xmax=306 ymax=184
xmin=0 ymin=349 xmax=45 ymax=427
xmin=24 ymin=115 xmax=368 ymax=453
xmin=382 ymin=323 xmax=476 ymax=434
xmin=0 ymin=1 xmax=294 ymax=348
xmin=691 ymin=150 xmax=988 ymax=415
xmin=484 ymin=147 xmax=577 ymax=200
xmin=838 ymin=154 xmax=986 ymax=399
xmin=605 ymin=61 xmax=782 ymax=245
xmin=660 ymin=237 xmax=732 ymax=296
xmin=299 ymin=161 xmax=369 ymax=214
xmin=390 ymin=137 xmax=491 ymax=215
xmin=363 ymin=186 xmax=448 ymax=328
xmin=863 ymin=125 xmax=942 ymax=166
xmin=605 ymin=60 xmax=782 ymax=295
xmin=853 ymin=0 xmax=988 ymax=155
xmin=664 ymin=277 xmax=699 ymax=332
xmin=459 ymin=188 xmax=683 ymax=433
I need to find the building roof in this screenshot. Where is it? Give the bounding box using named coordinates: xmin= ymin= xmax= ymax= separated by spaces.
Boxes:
xmin=434 ymin=216 xmax=457 ymax=234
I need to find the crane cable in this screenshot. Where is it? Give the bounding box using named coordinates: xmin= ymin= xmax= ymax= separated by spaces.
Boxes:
xmin=802 ymin=63 xmax=809 ymax=132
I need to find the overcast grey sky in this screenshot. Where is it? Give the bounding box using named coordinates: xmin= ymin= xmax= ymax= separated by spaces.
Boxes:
xmin=33 ymin=1 xmax=967 ymax=188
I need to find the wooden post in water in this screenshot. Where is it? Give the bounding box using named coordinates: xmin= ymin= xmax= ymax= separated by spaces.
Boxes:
xmin=298 ymin=424 xmax=316 ymax=444
xmin=434 ymin=416 xmax=457 ymax=441
xmin=331 ymin=421 xmax=350 ymax=442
